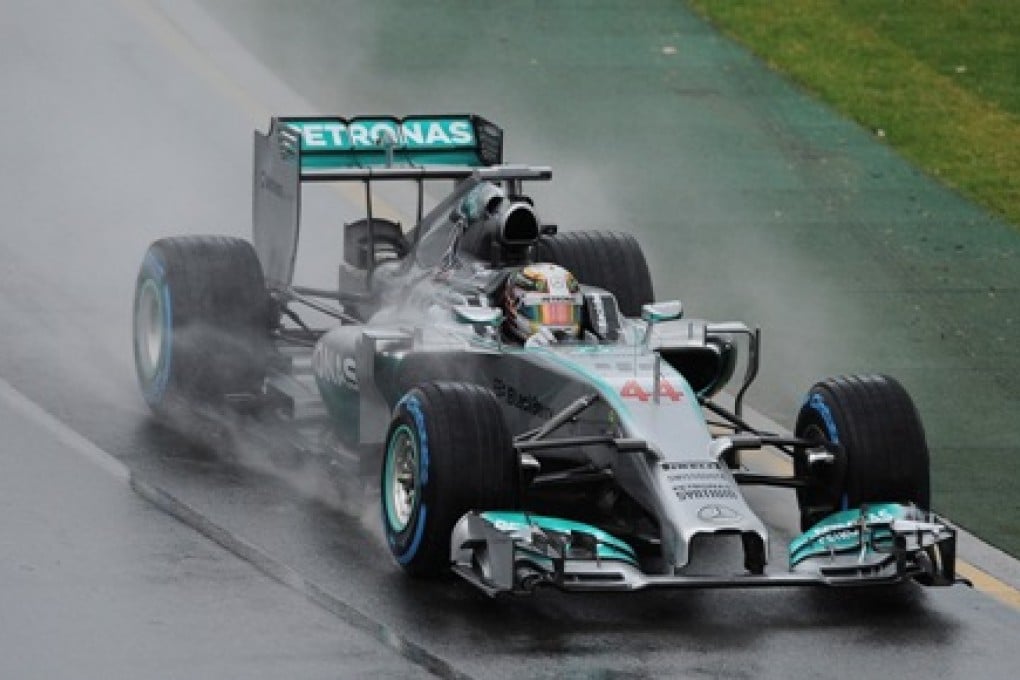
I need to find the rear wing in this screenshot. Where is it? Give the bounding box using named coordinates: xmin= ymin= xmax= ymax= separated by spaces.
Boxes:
xmin=281 ymin=115 xmax=503 ymax=174
xmin=252 ymin=114 xmax=504 ymax=287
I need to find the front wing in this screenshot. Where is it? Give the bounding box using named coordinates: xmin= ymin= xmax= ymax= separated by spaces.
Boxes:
xmin=450 ymin=506 xmax=958 ymax=596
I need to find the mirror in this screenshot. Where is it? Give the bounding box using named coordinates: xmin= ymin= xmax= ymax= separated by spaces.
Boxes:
xmin=706 ymin=321 xmax=751 ymax=335
xmin=454 ymin=305 xmax=503 ymax=327
xmin=641 ymin=300 xmax=683 ymax=323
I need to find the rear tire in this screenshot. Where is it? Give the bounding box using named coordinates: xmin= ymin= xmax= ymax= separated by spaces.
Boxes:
xmin=794 ymin=374 xmax=930 ymax=531
xmin=133 ymin=236 xmax=271 ymax=416
xmin=381 ymin=382 xmax=519 ymax=575
xmin=535 ymin=230 xmax=654 ymax=317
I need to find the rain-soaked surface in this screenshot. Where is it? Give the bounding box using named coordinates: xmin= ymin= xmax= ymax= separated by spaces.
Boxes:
xmin=0 ymin=389 xmax=427 ymax=679
xmin=1 ymin=0 xmax=1019 ymax=677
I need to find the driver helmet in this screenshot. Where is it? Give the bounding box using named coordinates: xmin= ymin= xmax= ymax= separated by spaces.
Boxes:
xmin=504 ymin=263 xmax=583 ymax=342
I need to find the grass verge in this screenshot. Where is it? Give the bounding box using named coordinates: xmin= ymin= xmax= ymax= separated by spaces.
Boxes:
xmin=686 ymin=0 xmax=1020 ymax=228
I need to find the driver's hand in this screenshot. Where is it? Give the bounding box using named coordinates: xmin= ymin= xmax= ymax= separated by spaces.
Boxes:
xmin=525 ymin=326 xmax=557 ymax=348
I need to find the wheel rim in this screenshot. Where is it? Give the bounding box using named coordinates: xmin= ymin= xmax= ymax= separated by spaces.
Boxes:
xmin=384 ymin=425 xmax=419 ymax=532
xmin=801 ymin=423 xmax=827 ymax=446
xmin=798 ymin=421 xmax=846 ymax=515
xmin=135 ymin=279 xmax=165 ymax=380
xmin=797 ymin=423 xmax=829 ymax=481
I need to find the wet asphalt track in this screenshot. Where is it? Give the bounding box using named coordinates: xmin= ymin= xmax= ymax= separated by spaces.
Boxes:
xmin=2 ymin=0 xmax=1020 ymax=677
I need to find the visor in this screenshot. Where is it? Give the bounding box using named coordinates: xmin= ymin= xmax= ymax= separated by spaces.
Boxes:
xmin=519 ymin=293 xmax=581 ymax=327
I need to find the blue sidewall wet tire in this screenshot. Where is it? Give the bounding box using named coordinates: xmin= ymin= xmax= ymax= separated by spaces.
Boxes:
xmin=380 ymin=382 xmax=519 ymax=576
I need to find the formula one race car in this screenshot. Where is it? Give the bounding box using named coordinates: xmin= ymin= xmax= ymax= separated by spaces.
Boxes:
xmin=132 ymin=114 xmax=959 ymax=595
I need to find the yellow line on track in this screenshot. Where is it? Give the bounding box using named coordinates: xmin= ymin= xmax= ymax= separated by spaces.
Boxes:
xmin=955 ymin=562 xmax=1020 ymax=610
xmin=118 ymin=0 xmax=268 ymax=125
xmin=118 ymin=0 xmax=404 ymax=223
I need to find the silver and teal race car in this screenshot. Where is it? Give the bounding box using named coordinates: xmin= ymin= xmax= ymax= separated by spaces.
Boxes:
xmin=132 ymin=114 xmax=959 ymax=595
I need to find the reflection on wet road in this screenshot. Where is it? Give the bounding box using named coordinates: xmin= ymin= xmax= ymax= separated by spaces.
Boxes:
xmin=130 ymin=427 xmax=1019 ymax=679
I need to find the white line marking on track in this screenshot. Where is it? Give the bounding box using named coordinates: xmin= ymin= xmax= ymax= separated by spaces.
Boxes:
xmin=0 ymin=377 xmax=129 ymax=482
xmin=0 ymin=373 xmax=472 ymax=678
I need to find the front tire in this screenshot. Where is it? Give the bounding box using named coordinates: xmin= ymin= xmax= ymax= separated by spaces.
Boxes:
xmin=381 ymin=382 xmax=519 ymax=575
xmin=794 ymin=374 xmax=930 ymax=531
